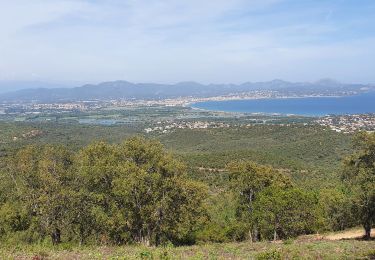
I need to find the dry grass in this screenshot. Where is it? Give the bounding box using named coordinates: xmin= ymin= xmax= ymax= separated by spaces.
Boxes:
xmin=324 ymin=228 xmax=375 ymax=241
xmin=1 ymin=235 xmax=375 ymax=260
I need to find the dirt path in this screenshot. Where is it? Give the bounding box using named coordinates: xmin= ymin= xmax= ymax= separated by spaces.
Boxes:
xmin=324 ymin=228 xmax=375 ymax=240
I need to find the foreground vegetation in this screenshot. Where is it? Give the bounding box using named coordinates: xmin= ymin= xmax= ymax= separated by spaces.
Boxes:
xmin=0 ymin=118 xmax=374 ymax=258
xmin=1 ymin=133 xmax=374 ymax=244
xmin=1 ymin=237 xmax=375 ymax=259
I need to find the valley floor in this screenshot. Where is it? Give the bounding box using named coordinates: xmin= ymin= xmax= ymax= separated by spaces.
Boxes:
xmin=2 ymin=229 xmax=375 ymax=260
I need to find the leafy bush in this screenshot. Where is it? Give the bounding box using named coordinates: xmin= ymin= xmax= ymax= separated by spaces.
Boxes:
xmin=256 ymin=249 xmax=282 ymax=260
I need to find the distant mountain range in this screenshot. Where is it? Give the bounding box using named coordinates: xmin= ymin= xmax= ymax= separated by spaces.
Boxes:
xmin=0 ymin=81 xmax=75 ymax=94
xmin=0 ymin=79 xmax=373 ymax=103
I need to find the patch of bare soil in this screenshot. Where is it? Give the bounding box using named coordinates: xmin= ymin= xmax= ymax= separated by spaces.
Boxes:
xmin=324 ymin=228 xmax=375 ymax=240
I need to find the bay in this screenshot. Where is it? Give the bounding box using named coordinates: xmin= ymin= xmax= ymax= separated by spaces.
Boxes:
xmin=192 ymin=92 xmax=375 ymax=116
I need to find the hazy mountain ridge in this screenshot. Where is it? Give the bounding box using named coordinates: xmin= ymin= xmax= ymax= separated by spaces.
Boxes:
xmin=0 ymin=79 xmax=373 ymax=103
xmin=0 ymin=81 xmax=73 ymax=94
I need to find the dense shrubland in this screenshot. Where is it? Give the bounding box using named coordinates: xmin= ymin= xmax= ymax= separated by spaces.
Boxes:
xmin=0 ymin=132 xmax=373 ymax=247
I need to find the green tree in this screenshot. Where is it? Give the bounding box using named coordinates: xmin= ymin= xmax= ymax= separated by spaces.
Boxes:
xmin=195 ymin=192 xmax=242 ymax=243
xmin=318 ymin=188 xmax=356 ymax=231
xmin=113 ymin=137 xmax=207 ymax=246
xmin=74 ymin=137 xmax=208 ymax=246
xmin=342 ymin=132 xmax=375 ymax=240
xmin=73 ymin=141 xmax=122 ymax=244
xmin=9 ymin=145 xmax=73 ymax=244
xmin=0 ymin=201 xmax=29 ymax=239
xmin=0 ymin=151 xmax=30 ymax=241
xmin=227 ymin=161 xmax=292 ymax=241
xmin=253 ymin=187 xmax=319 ymax=240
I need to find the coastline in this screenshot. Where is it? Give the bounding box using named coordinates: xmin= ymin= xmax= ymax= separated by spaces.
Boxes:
xmin=185 ymin=93 xmax=359 ymax=107
xmin=188 ymin=92 xmax=373 ymax=117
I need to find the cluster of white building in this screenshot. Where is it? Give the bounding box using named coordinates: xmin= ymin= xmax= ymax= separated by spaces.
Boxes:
xmin=145 ymin=121 xmax=231 ymax=133
xmin=110 ymin=91 xmax=280 ymax=108
xmin=316 ymin=114 xmax=375 ymax=133
xmin=30 ymin=103 xmax=87 ymax=110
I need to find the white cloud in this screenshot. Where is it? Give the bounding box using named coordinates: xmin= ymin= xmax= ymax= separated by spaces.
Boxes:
xmin=0 ymin=0 xmax=374 ymax=84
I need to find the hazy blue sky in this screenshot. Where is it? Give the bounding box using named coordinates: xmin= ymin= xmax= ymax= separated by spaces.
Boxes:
xmin=0 ymin=0 xmax=374 ymax=84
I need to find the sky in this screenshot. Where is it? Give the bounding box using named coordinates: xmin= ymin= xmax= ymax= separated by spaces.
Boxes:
xmin=0 ymin=0 xmax=375 ymax=86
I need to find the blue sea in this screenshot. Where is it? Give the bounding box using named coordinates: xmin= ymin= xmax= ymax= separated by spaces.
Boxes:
xmin=192 ymin=92 xmax=375 ymax=116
